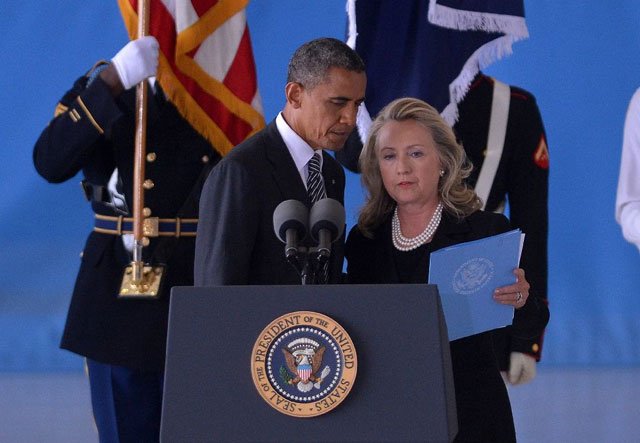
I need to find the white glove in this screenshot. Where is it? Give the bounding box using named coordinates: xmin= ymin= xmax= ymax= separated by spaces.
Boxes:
xmin=111 ymin=36 xmax=159 ymax=90
xmin=506 ymin=352 xmax=536 ymax=385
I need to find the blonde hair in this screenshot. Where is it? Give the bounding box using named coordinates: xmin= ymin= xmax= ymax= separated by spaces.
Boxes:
xmin=358 ymin=97 xmax=481 ymax=237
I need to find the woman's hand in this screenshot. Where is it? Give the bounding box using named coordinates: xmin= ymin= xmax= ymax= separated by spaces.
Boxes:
xmin=493 ymin=268 xmax=530 ymax=309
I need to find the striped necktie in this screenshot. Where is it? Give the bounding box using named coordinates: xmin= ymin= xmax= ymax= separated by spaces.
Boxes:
xmin=307 ymin=152 xmax=329 ymax=283
xmin=307 ymin=152 xmax=327 ymax=203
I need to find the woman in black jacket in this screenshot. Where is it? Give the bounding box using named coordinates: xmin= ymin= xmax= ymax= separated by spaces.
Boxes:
xmin=345 ymin=97 xmax=549 ymax=442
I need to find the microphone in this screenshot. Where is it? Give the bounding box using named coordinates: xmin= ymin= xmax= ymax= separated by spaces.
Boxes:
xmin=309 ymin=198 xmax=346 ymax=258
xmin=273 ymin=200 xmax=309 ymax=259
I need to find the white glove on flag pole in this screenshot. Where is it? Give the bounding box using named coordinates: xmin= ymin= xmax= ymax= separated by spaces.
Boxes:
xmin=111 ymin=36 xmax=159 ymax=90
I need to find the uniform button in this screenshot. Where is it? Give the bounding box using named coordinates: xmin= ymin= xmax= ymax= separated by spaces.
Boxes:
xmin=142 ymin=237 xmax=150 ymax=246
xmin=79 ymin=251 xmax=84 ymax=258
xmin=202 ymin=155 xmax=210 ymax=163
xmin=146 ymin=152 xmax=157 ymax=162
xmin=143 ymin=207 xmax=152 ymax=217
xmin=143 ymin=179 xmax=155 ymax=190
xmin=532 ymin=343 xmax=540 ymax=353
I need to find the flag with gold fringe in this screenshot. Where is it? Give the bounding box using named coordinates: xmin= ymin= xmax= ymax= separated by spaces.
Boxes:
xmin=118 ymin=0 xmax=265 ymax=155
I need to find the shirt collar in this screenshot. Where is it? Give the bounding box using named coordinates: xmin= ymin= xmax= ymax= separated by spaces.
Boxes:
xmin=276 ymin=112 xmax=323 ymax=180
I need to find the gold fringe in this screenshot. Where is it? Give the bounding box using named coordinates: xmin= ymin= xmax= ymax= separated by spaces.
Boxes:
xmin=117 ymin=0 xmax=265 ymax=156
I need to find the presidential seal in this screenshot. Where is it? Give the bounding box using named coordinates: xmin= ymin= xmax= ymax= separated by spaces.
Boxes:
xmin=250 ymin=311 xmax=357 ymax=418
xmin=452 ymin=257 xmax=494 ymax=295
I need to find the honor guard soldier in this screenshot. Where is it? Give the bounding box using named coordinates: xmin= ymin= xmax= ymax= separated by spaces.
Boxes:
xmin=33 ymin=36 xmax=220 ymax=442
xmin=454 ymin=73 xmax=550 ymax=385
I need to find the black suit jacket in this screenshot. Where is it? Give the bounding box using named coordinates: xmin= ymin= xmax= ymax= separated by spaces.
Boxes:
xmin=346 ymin=210 xmax=549 ymax=354
xmin=195 ymin=120 xmax=346 ymax=286
xmin=345 ymin=210 xmax=548 ymax=441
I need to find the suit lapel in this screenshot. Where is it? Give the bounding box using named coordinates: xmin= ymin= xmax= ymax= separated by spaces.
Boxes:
xmin=263 ymin=121 xmax=310 ymax=205
xmin=321 ymin=152 xmax=341 ymax=201
xmin=263 ymin=120 xmax=346 ymax=208
xmin=430 ymin=212 xmax=472 ymax=252
xmin=375 ymin=219 xmax=402 ymax=283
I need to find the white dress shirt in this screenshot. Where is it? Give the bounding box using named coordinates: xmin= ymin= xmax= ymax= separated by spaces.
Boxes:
xmin=275 ymin=112 xmax=323 ymax=189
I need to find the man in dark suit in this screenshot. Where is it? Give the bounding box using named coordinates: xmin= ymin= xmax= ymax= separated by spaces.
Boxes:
xmin=195 ymin=38 xmax=366 ymax=286
xmin=33 ymin=36 xmax=219 ymax=442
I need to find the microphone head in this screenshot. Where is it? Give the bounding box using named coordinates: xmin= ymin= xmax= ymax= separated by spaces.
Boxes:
xmin=273 ymin=199 xmax=309 ymax=243
xmin=309 ymin=198 xmax=345 ymax=242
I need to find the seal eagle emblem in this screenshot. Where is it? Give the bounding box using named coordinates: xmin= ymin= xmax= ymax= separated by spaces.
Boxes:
xmin=282 ymin=338 xmax=330 ymax=393
xmin=453 ymin=257 xmax=494 ymax=295
xmin=251 ymin=311 xmax=357 ymax=417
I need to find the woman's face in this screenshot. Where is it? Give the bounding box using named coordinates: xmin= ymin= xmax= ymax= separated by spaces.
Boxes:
xmin=376 ymin=119 xmax=442 ymax=209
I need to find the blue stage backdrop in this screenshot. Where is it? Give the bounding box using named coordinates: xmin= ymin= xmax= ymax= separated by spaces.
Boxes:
xmin=1 ymin=1 xmax=640 ymax=371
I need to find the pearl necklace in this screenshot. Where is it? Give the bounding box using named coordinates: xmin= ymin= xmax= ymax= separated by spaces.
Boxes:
xmin=392 ymin=202 xmax=443 ymax=251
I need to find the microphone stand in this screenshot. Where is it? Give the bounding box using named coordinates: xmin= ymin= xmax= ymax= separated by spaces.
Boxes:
xmin=286 ymin=246 xmax=328 ymax=285
xmin=299 ymin=246 xmax=329 ymax=285
xmin=300 ymin=260 xmax=313 ymax=285
xmin=284 ymin=244 xmax=315 ymax=285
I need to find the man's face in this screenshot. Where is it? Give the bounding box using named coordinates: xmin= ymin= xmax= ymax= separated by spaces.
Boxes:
xmin=289 ymin=67 xmax=366 ymax=151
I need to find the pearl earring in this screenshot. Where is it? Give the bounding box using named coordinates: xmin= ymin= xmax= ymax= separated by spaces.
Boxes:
xmin=439 ymin=169 xmax=445 ymax=177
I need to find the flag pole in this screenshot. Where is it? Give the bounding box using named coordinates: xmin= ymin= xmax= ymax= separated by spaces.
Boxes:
xmin=119 ymin=0 xmax=164 ymax=297
xmin=132 ymin=0 xmax=150 ymax=283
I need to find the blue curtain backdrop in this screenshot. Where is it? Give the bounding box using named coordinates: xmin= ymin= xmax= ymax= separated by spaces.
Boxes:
xmin=1 ymin=1 xmax=639 ymax=371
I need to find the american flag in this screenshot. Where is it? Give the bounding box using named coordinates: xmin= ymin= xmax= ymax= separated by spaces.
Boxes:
xmin=118 ymin=0 xmax=265 ymax=155
xmin=346 ymin=0 xmax=527 ymax=138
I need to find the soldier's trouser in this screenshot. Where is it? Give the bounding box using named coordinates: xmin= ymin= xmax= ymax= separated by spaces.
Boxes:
xmin=86 ymin=359 xmax=164 ymax=443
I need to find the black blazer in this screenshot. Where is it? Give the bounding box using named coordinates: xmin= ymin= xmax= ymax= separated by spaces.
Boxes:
xmin=346 ymin=210 xmax=548 ymax=352
xmin=346 ymin=210 xmax=549 ymax=442
xmin=195 ymin=120 xmax=346 ymax=286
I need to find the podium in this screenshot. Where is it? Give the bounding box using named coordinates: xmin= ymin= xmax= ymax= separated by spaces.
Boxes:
xmin=161 ymin=284 xmax=458 ymax=442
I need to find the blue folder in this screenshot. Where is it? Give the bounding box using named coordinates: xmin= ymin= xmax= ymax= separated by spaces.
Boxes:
xmin=428 ymin=229 xmax=522 ymax=341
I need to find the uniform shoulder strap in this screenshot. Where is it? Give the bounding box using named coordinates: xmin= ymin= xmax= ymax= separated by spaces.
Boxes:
xmin=474 ymin=78 xmax=510 ymax=211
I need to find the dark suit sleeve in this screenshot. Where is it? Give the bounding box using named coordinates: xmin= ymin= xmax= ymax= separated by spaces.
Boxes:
xmin=511 ymin=287 xmax=549 ymax=342
xmin=33 ymin=76 xmax=122 ymax=183
xmin=345 ymin=225 xmax=376 ymax=284
xmin=194 ymin=158 xmax=261 ymax=286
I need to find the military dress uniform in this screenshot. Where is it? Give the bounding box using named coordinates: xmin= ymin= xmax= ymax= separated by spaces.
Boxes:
xmin=33 ymin=64 xmax=219 ymax=442
xmin=454 ymin=73 xmax=549 ymax=368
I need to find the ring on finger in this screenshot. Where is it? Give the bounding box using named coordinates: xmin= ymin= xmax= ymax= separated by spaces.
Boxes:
xmin=516 ymin=292 xmax=523 ymax=303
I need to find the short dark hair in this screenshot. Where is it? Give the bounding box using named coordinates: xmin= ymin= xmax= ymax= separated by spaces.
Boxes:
xmin=287 ymin=37 xmax=365 ymax=89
